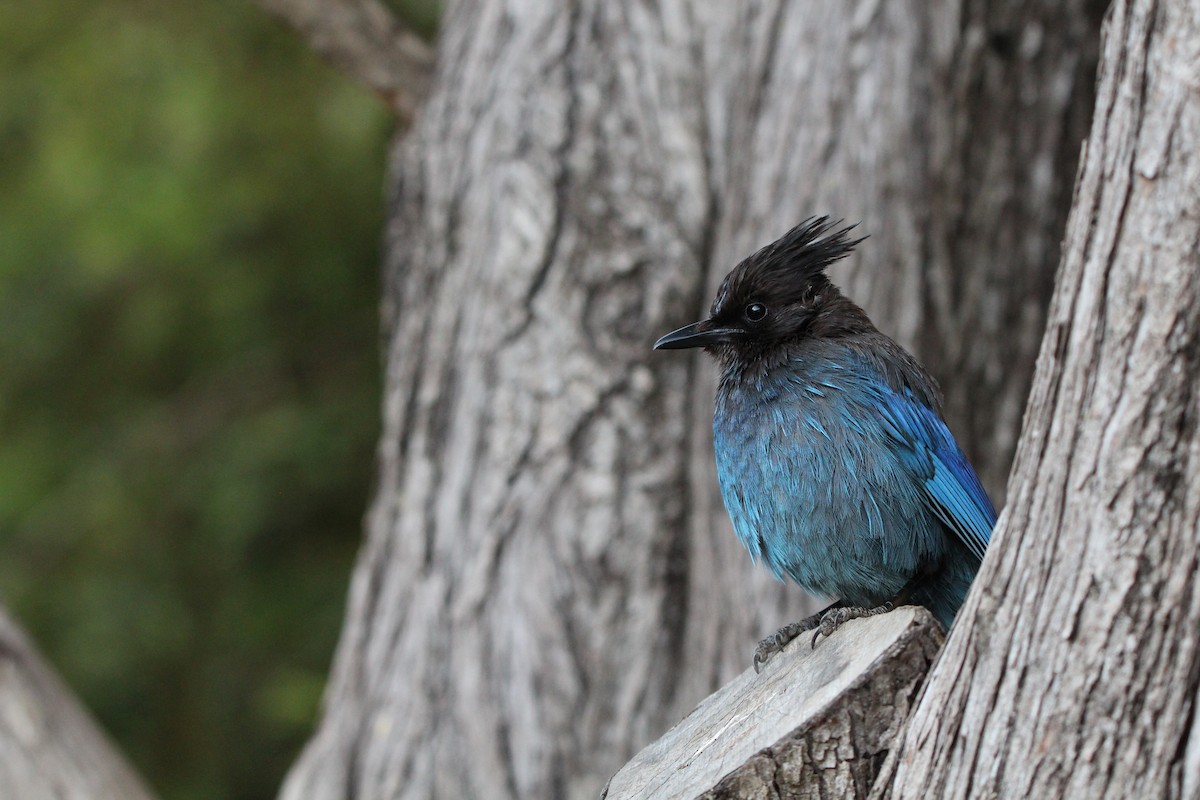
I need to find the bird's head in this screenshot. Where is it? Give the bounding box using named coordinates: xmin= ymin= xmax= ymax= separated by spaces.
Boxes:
xmin=654 ymin=217 xmax=870 ymax=368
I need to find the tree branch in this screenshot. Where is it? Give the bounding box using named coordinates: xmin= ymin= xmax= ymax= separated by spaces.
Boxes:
xmin=0 ymin=607 xmax=158 ymax=800
xmin=255 ymin=0 xmax=434 ymax=119
xmin=604 ymin=608 xmax=943 ymax=799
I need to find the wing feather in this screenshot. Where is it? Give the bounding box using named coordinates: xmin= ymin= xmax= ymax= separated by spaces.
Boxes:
xmin=875 ymin=388 xmax=996 ymax=561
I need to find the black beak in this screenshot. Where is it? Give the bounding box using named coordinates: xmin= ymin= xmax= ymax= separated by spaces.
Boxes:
xmin=653 ymin=321 xmax=742 ymax=350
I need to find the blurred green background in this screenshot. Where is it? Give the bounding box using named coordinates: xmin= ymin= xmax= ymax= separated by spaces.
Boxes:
xmin=0 ymin=1 xmax=434 ymax=798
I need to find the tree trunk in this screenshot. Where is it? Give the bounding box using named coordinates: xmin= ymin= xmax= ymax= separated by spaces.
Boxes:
xmin=281 ymin=2 xmax=1101 ymax=799
xmin=875 ymin=1 xmax=1200 ymax=796
xmin=0 ymin=607 xmax=158 ymax=800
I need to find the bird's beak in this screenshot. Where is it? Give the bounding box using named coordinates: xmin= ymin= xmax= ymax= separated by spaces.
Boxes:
xmin=653 ymin=320 xmax=742 ymax=350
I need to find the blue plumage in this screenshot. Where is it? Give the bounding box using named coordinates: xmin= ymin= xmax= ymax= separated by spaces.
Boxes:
xmin=655 ymin=218 xmax=996 ymax=666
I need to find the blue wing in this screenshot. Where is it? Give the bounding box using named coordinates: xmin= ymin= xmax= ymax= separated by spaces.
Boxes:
xmin=874 ymin=386 xmax=997 ymax=562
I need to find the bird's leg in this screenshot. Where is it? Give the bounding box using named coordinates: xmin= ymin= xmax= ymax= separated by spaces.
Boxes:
xmin=753 ymin=600 xmax=844 ymax=672
xmin=809 ymin=574 xmax=924 ymax=648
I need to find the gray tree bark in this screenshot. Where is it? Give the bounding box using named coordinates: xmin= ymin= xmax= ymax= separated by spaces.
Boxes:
xmin=0 ymin=607 xmax=158 ymax=800
xmin=604 ymin=608 xmax=944 ymax=800
xmin=875 ymin=1 xmax=1200 ymax=796
xmin=280 ymin=2 xmax=1101 ymax=799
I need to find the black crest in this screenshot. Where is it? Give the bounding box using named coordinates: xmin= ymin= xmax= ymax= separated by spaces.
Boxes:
xmin=745 ymin=216 xmax=864 ymax=280
xmin=711 ymin=217 xmax=865 ymax=319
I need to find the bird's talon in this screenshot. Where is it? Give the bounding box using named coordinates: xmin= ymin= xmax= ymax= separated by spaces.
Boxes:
xmin=752 ymin=614 xmax=826 ymax=670
xmin=752 ymin=638 xmax=781 ymax=673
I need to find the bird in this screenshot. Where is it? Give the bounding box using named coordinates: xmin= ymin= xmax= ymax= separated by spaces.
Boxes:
xmin=654 ymin=217 xmax=996 ymax=671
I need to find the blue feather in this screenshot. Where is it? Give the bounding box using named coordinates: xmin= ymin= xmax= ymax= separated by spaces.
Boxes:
xmin=873 ymin=386 xmax=997 ymax=562
xmin=711 ymin=340 xmax=996 ymax=629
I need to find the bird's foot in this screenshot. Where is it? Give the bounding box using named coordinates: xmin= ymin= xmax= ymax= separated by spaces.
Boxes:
xmin=810 ymin=601 xmax=896 ymax=648
xmin=752 ymin=610 xmax=825 ymax=673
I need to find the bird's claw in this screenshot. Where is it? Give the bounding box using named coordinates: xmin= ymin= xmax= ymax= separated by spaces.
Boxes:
xmin=810 ymin=607 xmax=851 ymax=648
xmin=752 ymin=599 xmax=901 ymax=669
xmin=752 ymin=613 xmax=824 ymax=672
xmin=752 ymin=633 xmax=786 ymax=673
xmin=809 ymin=601 xmax=896 ymax=648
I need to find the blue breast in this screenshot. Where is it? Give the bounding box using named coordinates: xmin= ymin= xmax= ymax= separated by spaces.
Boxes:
xmin=712 ymin=342 xmax=994 ymax=624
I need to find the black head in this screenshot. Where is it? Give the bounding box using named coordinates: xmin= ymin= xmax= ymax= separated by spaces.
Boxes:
xmin=654 ymin=217 xmax=871 ymax=363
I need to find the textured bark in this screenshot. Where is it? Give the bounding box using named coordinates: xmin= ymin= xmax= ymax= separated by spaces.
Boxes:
xmin=0 ymin=607 xmax=158 ymax=800
xmin=281 ymin=2 xmax=1101 ymax=799
xmin=604 ymin=608 xmax=943 ymax=800
xmin=876 ymin=1 xmax=1200 ymax=797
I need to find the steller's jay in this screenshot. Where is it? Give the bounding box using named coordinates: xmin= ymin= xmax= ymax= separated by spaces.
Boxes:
xmin=655 ymin=218 xmax=996 ymax=671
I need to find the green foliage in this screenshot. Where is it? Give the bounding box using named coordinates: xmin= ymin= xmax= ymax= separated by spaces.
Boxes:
xmin=0 ymin=1 xmax=405 ymax=798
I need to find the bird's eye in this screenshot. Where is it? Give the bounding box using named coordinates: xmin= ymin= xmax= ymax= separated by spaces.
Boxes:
xmin=745 ymin=302 xmax=767 ymax=322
